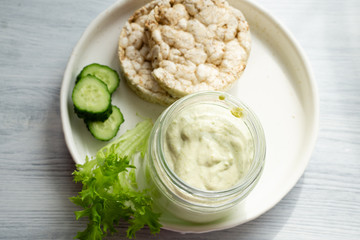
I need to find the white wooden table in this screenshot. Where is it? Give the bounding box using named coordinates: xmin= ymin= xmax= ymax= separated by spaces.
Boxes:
xmin=0 ymin=0 xmax=359 ymax=239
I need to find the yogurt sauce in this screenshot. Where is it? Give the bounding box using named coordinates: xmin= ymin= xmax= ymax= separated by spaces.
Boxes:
xmin=163 ymin=104 xmax=254 ymax=191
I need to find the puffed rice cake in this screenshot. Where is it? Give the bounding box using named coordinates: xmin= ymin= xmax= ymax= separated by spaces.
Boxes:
xmin=145 ymin=0 xmax=251 ymax=98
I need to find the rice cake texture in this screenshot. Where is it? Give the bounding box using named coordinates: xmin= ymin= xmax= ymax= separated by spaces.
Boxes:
xmin=145 ymin=0 xmax=251 ymax=98
xmin=118 ymin=0 xmax=178 ymax=106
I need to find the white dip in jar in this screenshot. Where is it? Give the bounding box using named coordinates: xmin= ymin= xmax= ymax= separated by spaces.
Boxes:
xmin=146 ymin=91 xmax=266 ymax=223
xmin=164 ymin=104 xmax=254 ymax=191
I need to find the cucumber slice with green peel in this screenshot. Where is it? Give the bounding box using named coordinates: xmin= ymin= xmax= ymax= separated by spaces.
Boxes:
xmin=86 ymin=105 xmax=124 ymax=141
xmin=77 ymin=63 xmax=120 ymax=94
xmin=72 ymin=75 xmax=112 ymax=121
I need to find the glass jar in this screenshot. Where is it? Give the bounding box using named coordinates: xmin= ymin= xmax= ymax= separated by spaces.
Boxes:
xmin=145 ymin=91 xmax=266 ymax=223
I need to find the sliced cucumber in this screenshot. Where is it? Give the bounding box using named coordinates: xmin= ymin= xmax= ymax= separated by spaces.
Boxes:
xmin=77 ymin=63 xmax=120 ymax=94
xmin=72 ymin=75 xmax=112 ymax=121
xmin=86 ymin=105 xmax=124 ymax=141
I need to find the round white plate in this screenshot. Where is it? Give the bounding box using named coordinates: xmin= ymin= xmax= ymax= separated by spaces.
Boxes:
xmin=60 ymin=0 xmax=319 ymax=234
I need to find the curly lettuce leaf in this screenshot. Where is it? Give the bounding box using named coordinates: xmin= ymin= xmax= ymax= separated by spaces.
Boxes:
xmin=70 ymin=119 xmax=161 ymax=239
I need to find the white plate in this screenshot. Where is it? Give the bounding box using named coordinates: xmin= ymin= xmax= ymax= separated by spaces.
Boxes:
xmin=60 ymin=0 xmax=319 ymax=234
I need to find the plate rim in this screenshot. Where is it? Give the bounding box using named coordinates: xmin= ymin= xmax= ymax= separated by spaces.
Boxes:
xmin=60 ymin=0 xmax=319 ymax=234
